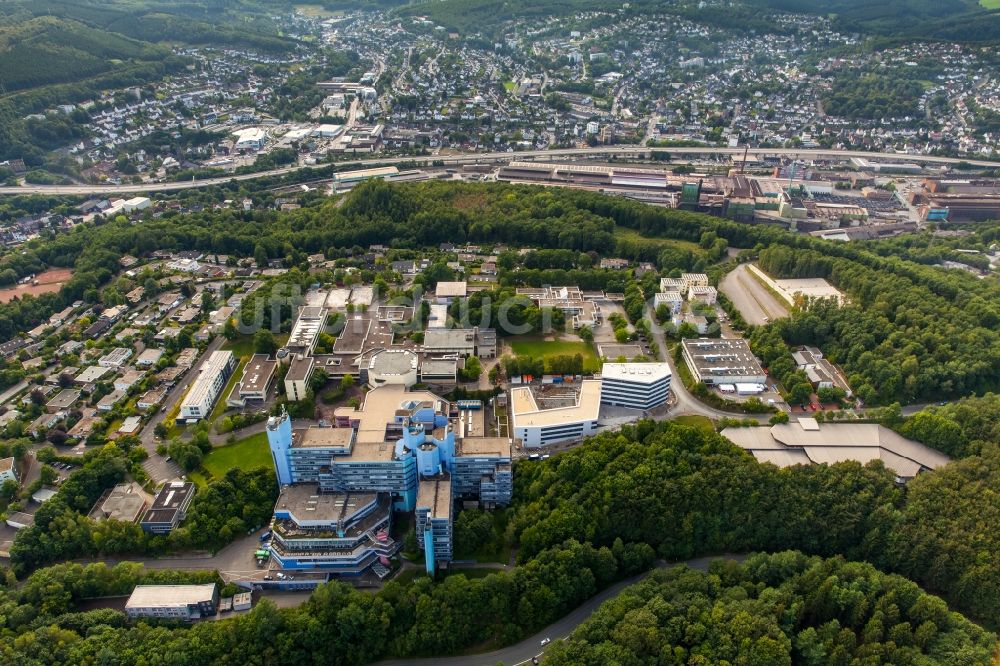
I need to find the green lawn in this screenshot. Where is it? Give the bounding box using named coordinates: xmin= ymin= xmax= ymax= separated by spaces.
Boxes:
xmin=613 ymin=228 xmax=705 ymax=254
xmin=503 ymin=80 xmax=515 ymax=92
xmin=208 ymin=357 xmax=247 ymax=423
xmin=509 ymin=339 xmax=600 ymax=373
xmin=192 ymin=432 xmax=273 ymax=486
xmin=980 ymin=0 xmax=1000 ymax=9
xmin=672 ymin=414 xmax=715 ymax=433
xmin=221 ymin=333 xmax=288 ymax=360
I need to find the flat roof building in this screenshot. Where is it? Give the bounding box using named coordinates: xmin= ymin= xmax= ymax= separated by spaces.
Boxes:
xmin=228 ymin=354 xmax=277 ymax=407
xmin=180 ymin=351 xmax=237 ymax=421
xmin=98 ymin=347 xmax=133 ymax=369
xmin=141 ymin=481 xmax=196 ymax=534
xmin=89 ymin=482 xmax=152 ymax=524
xmin=284 ymin=355 xmax=315 ymax=402
xmin=46 ymin=388 xmax=81 ymax=413
xmin=434 ymin=281 xmax=467 ymax=303
xmin=286 ymin=307 xmax=328 ymax=357
xmin=269 ymin=486 xmax=397 ymax=575
xmin=601 ymin=363 xmax=672 ymax=411
xmin=125 ymin=584 xmax=218 ymax=621
xmin=368 ymin=349 xmax=419 ymax=388
xmin=681 ymin=338 xmax=766 ymax=386
xmin=511 ymin=380 xmax=602 ymax=448
xmin=416 ymin=474 xmax=453 ymax=573
xmin=721 ymin=418 xmax=950 ymax=482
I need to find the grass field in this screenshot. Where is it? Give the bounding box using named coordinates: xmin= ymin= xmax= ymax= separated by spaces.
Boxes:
xmin=191 ymin=432 xmax=273 ymax=486
xmin=672 ymin=414 xmax=715 ymax=433
xmin=980 ymin=0 xmax=1000 ymax=9
xmin=614 ymin=228 xmax=705 ymax=254
xmin=509 ymin=339 xmax=600 ymax=373
xmin=209 ymin=357 xmax=247 ymax=423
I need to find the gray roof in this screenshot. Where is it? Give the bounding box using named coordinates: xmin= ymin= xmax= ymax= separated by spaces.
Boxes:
xmin=720 ymin=420 xmax=950 ymax=479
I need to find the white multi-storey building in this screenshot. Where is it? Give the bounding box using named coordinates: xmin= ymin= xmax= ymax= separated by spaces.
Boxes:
xmin=179 ymin=351 xmax=236 ymax=421
xmin=600 ymin=363 xmax=672 ymax=411
xmin=511 ymin=380 xmax=602 ymax=448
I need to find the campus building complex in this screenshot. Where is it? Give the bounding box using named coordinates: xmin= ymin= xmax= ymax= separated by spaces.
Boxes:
xmin=721 ymin=417 xmax=950 ymax=483
xmin=265 ymin=384 xmax=512 ymax=578
xmin=600 ymin=363 xmax=672 ymax=411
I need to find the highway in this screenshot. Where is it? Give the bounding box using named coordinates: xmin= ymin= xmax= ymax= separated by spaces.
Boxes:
xmin=371 ymin=554 xmax=746 ymax=666
xmin=4 ymin=146 xmax=1000 ymax=196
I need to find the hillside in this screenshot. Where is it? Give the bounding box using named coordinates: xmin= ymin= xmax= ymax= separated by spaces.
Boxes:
xmin=0 ymin=0 xmax=296 ymax=97
xmin=749 ymin=0 xmax=1000 ymax=42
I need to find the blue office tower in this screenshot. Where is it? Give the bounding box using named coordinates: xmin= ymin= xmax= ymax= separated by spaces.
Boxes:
xmin=266 ymin=409 xmax=294 ymax=486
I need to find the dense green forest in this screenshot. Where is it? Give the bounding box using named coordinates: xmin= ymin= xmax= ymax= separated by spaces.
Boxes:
xmin=1 ymin=180 xmax=998 ymax=404
xmin=0 ymin=420 xmax=996 ymax=663
xmin=545 ymin=552 xmax=996 ymax=665
xmin=6 ymin=442 xmax=278 ymax=574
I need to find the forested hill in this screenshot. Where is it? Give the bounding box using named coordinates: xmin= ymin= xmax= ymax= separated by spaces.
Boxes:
xmin=0 ymin=419 xmax=996 ymax=663
xmin=545 ymin=552 xmax=997 ymax=665
xmin=395 ymin=0 xmax=1000 ymax=43
xmin=0 ymin=0 xmax=296 ymax=97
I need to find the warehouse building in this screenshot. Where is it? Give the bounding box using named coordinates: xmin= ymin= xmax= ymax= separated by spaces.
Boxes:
xmin=600 ymin=363 xmax=672 ymax=410
xmin=125 ymin=584 xmax=219 ymax=621
xmin=681 ymin=338 xmax=766 ymax=386
xmin=179 ymin=351 xmax=237 ymax=421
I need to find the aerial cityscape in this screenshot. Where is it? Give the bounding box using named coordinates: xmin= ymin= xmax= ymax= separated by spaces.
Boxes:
xmin=0 ymin=0 xmax=998 ymax=664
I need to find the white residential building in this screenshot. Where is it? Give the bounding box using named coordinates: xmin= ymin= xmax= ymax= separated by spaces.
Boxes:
xmin=98 ymin=347 xmax=133 ymax=368
xmin=179 ymin=351 xmax=237 ymax=421
xmin=687 ymin=285 xmax=718 ymax=305
xmin=653 ymin=291 xmax=684 ymax=314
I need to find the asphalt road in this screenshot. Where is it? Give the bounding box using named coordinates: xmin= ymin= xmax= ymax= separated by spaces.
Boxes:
xmin=371 ymin=554 xmax=746 ymax=666
xmin=718 ymin=264 xmax=790 ymax=326
xmin=643 ymin=303 xmax=769 ymax=423
xmin=139 ymin=336 xmax=225 ymax=482
xmin=3 ymin=147 xmax=999 ymax=196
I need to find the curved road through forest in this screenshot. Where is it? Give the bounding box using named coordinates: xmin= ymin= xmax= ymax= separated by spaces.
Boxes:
xmin=3 ymin=147 xmax=999 ymax=196
xmin=372 ymin=554 xmax=746 ymax=666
